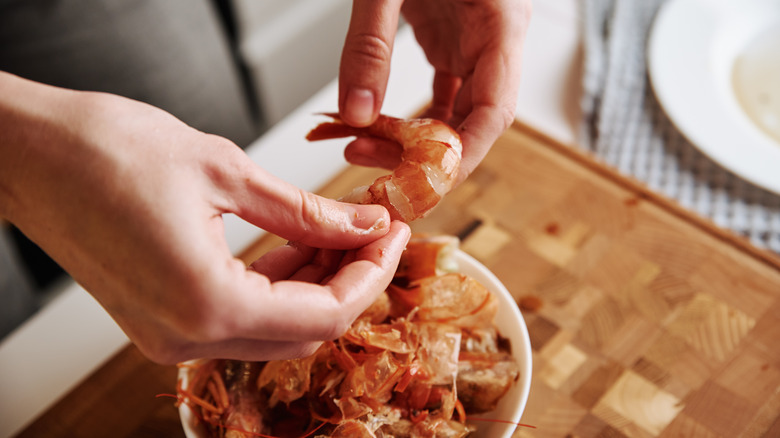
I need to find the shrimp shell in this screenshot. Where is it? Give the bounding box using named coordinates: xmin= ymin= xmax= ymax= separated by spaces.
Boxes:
xmin=307 ymin=114 xmax=462 ymax=222
xmin=395 ymin=234 xmax=460 ymax=282
xmin=178 ymin=235 xmax=521 ymax=437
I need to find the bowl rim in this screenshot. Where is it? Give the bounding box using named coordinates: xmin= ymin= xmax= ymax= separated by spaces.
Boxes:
xmin=452 ymin=250 xmax=533 ymax=437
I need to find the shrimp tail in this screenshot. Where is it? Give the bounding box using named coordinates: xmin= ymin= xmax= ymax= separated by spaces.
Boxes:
xmin=305 ymin=113 xmax=361 ymax=141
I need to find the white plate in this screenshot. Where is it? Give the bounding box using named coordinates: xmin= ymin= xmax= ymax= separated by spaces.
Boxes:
xmin=648 ymin=0 xmax=780 ymax=195
xmin=180 ymin=249 xmax=533 ymax=437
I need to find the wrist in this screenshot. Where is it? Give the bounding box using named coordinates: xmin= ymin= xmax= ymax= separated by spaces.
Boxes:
xmin=0 ymin=72 xmax=81 ymax=223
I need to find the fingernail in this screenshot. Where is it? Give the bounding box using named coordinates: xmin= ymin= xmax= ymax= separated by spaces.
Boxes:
xmin=344 ymin=88 xmax=375 ymax=126
xmin=348 ymin=205 xmax=388 ymax=232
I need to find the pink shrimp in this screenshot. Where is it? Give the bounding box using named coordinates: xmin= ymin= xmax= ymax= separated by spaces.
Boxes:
xmin=306 ymin=114 xmax=462 ymax=222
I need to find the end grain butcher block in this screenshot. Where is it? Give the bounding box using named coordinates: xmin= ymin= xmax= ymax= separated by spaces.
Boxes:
xmin=17 ymin=123 xmax=780 ymax=438
xmin=411 ymin=125 xmax=780 ymax=438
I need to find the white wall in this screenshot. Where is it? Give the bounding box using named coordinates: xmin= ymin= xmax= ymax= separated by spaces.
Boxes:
xmin=232 ymin=0 xmax=352 ymax=125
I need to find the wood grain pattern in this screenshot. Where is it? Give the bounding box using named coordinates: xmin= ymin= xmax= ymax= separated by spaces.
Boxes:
xmin=413 ymin=126 xmax=780 ymax=438
xmin=15 ymin=123 xmax=780 ymax=438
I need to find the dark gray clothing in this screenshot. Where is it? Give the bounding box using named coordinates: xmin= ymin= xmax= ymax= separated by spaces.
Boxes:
xmin=0 ymin=227 xmax=36 ymax=340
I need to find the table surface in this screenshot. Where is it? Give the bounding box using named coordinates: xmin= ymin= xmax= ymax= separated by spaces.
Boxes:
xmin=16 ymin=123 xmax=780 ymax=438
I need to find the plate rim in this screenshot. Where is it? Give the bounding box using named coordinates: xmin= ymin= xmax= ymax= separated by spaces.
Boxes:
xmin=647 ymin=0 xmax=780 ymax=195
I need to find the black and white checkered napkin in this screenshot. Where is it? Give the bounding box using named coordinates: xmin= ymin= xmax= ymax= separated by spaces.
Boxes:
xmin=580 ymin=0 xmax=780 ymax=254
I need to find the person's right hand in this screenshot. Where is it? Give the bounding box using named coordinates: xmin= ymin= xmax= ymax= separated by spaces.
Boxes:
xmin=0 ymin=71 xmax=411 ymax=364
xmin=338 ymin=0 xmax=532 ymax=184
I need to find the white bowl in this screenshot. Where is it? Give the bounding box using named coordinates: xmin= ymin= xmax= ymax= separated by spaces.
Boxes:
xmin=180 ymin=249 xmax=533 ymax=437
xmin=451 ymin=250 xmax=533 ymax=437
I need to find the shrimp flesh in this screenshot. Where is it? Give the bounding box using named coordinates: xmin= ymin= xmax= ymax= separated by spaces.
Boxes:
xmin=307 ymin=114 xmax=462 ymax=222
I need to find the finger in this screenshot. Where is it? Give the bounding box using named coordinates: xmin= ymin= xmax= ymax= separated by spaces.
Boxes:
xmin=173 ymin=338 xmax=325 ymax=363
xmin=339 ymin=0 xmax=404 ymax=127
xmin=317 ymin=247 xmax=357 ymax=286
xmin=454 ymin=45 xmax=525 ymax=183
xmin=248 ymin=241 xmax=316 ymax=282
xmin=319 ymin=220 xmax=409 ymax=315
xmin=250 ymin=245 xmax=346 ymax=284
xmin=218 ymin=153 xmax=391 ymax=249
xmin=343 ymin=137 xmax=403 ymax=170
xmin=288 ymin=248 xmax=345 ymax=283
xmin=231 ymin=221 xmax=410 ymax=342
xmin=450 ymin=74 xmax=473 ymax=130
xmin=337 ymin=249 xmax=358 ymax=270
xmin=422 ymin=71 xmax=461 ymax=122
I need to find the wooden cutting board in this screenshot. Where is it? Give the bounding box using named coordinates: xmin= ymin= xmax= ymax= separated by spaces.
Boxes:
xmin=16 ymin=123 xmax=780 ymax=438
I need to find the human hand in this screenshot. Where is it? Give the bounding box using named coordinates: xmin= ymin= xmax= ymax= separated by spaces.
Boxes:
xmin=0 ymin=72 xmax=411 ymax=364
xmin=338 ymin=0 xmax=532 ymax=183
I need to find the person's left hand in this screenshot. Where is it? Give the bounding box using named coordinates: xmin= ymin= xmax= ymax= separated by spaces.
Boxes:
xmin=0 ymin=73 xmax=411 ymax=364
xmin=337 ymin=0 xmax=532 ymax=184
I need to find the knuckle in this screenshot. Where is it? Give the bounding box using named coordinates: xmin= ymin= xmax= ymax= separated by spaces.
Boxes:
xmin=297 ymin=190 xmax=333 ymax=234
xmin=345 ymin=32 xmax=392 ymax=67
xmin=297 ymin=190 xmax=320 ymax=220
xmin=203 ymin=136 xmax=244 ymax=174
xmin=209 ymin=133 xmax=240 ymax=149
xmin=498 ymin=102 xmax=516 ymax=131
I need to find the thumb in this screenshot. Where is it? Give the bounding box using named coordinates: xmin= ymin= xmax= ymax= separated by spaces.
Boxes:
xmin=338 ymin=0 xmax=403 ymax=127
xmin=227 ymin=163 xmax=390 ymax=250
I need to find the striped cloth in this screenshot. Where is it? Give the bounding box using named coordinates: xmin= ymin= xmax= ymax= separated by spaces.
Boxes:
xmin=580 ymin=0 xmax=780 ymax=254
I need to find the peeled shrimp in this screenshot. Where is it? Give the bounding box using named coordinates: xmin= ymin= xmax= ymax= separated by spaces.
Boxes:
xmin=307 ymin=114 xmax=462 ymax=222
